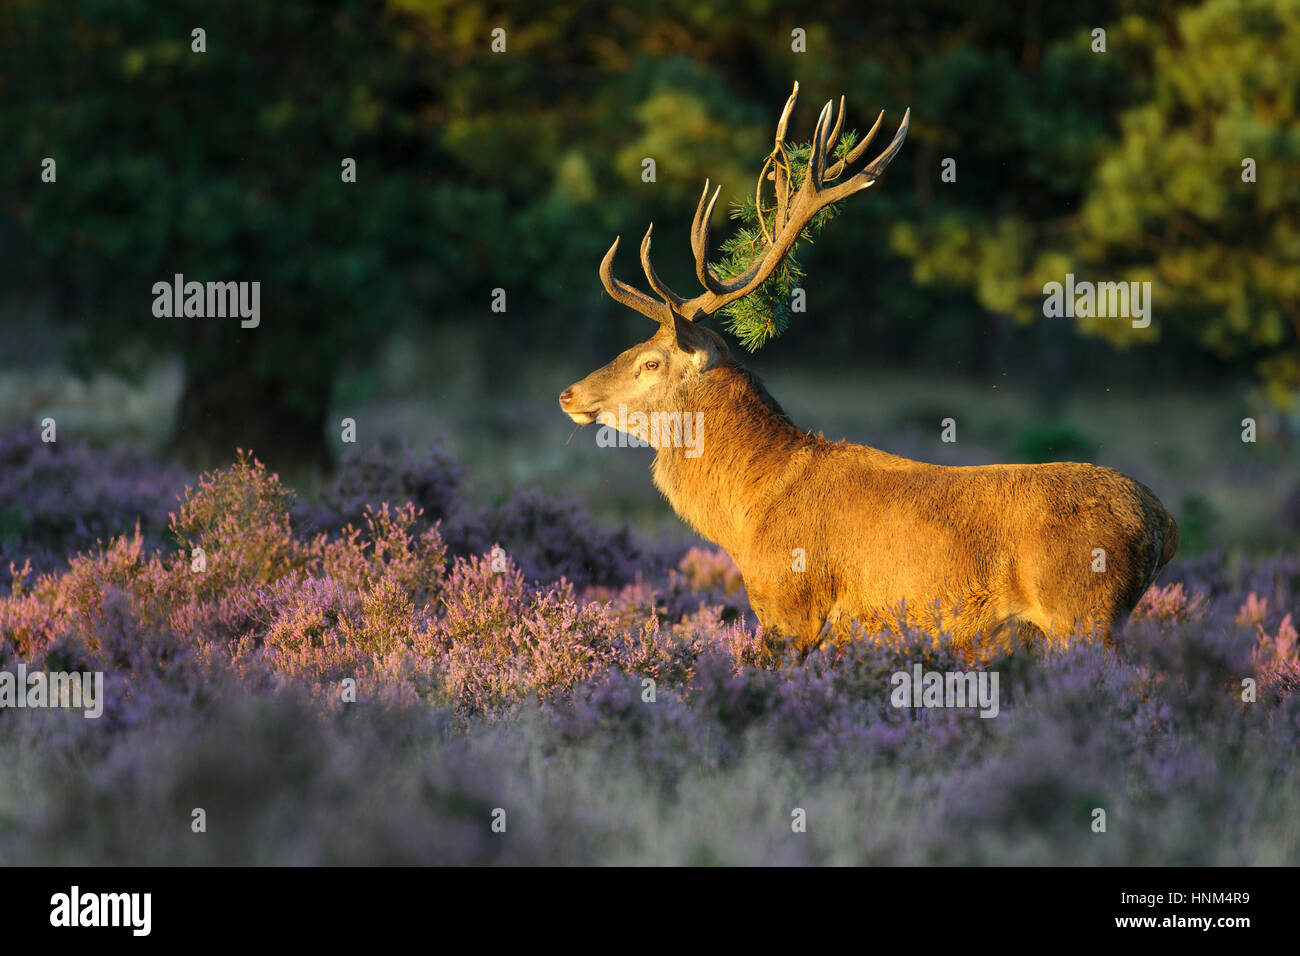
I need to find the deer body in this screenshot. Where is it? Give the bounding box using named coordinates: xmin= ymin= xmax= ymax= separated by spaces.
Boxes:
xmin=560 ymin=83 xmax=1177 ymax=651
xmin=647 ymin=358 xmax=1177 ymax=650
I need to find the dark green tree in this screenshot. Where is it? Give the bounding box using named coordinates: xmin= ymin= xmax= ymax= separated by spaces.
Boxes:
xmin=4 ymin=0 xmax=1295 ymax=465
xmin=0 ymin=0 xmax=445 ymax=467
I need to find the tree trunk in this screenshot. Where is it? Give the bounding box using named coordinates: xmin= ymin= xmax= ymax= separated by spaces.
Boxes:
xmin=1033 ymin=313 xmax=1073 ymax=417
xmin=168 ymin=350 xmax=334 ymax=475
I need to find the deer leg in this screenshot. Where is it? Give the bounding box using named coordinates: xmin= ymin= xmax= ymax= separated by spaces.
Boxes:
xmin=746 ymin=586 xmax=828 ymax=661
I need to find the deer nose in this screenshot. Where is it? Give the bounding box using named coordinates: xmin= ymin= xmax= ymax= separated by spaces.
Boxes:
xmin=558 ymin=387 xmax=574 ymax=407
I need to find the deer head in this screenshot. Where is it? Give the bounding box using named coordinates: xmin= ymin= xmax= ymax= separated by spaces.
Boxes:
xmin=559 ymin=81 xmax=909 ymax=444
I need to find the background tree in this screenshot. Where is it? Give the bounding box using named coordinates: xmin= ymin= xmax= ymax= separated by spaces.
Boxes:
xmin=892 ymin=0 xmax=1300 ymax=416
xmin=1 ymin=0 xmax=1295 ymax=467
xmin=1 ymin=0 xmax=445 ymax=467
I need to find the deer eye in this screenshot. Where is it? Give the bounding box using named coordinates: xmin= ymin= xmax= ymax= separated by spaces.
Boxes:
xmin=642 ymin=360 xmax=660 ymax=371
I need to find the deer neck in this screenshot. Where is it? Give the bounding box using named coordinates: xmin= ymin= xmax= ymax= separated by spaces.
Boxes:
xmin=651 ymin=363 xmax=804 ymax=555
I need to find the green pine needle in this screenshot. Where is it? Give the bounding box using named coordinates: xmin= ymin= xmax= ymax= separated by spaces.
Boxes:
xmin=714 ymin=130 xmax=859 ymax=351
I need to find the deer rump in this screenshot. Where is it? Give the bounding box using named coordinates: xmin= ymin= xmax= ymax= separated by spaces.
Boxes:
xmin=726 ymin=452 xmax=1179 ymax=650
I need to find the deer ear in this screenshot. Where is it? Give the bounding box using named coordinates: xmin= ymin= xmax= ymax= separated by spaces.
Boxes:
xmin=689 ymin=342 xmax=719 ymax=372
xmin=670 ymin=315 xmax=718 ymax=371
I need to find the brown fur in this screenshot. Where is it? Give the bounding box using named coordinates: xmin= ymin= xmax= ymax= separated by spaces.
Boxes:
xmin=561 ymin=318 xmax=1178 ymax=654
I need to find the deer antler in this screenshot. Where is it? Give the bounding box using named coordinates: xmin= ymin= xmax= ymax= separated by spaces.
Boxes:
xmin=599 ymin=236 xmax=674 ymax=323
xmin=599 ymin=82 xmax=909 ymax=324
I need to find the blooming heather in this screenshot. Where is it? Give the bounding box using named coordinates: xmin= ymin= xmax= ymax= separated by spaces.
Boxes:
xmin=0 ymin=444 xmax=1297 ymax=864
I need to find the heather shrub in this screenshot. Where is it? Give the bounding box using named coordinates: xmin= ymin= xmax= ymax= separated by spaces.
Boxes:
xmin=1 ymin=528 xmax=176 ymax=656
xmin=1 ymin=444 xmax=1299 ymax=864
xmin=231 ymin=572 xmax=369 ymax=688
xmin=583 ymin=547 xmax=752 ymax=632
xmin=0 ymin=427 xmax=187 ymax=581
xmin=435 ymin=552 xmax=689 ymax=718
xmin=673 ymin=545 xmax=743 ymax=595
xmin=314 ymin=502 xmax=446 ymax=606
xmin=1131 ymin=580 xmax=1209 ymax=625
xmin=169 ymin=450 xmax=307 ymax=597
xmin=1165 ymin=548 xmax=1300 ymax=604
xmin=1247 ymin=598 xmax=1300 ymax=697
xmin=445 ymin=488 xmax=664 ymax=590
xmin=302 ymin=440 xmax=464 ymax=533
xmin=298 ymin=443 xmax=661 ymax=591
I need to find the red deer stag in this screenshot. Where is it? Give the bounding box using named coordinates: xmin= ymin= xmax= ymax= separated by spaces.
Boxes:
xmin=559 ymin=82 xmax=1178 ymax=654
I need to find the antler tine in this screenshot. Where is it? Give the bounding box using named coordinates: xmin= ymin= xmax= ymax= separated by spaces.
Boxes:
xmin=691 ymin=180 xmax=728 ymax=295
xmin=855 ymin=107 xmax=911 ymax=182
xmin=771 ymin=82 xmax=800 ymax=230
xmin=639 ymin=223 xmax=686 ymax=308
xmin=808 ymin=99 xmax=835 ymax=195
xmin=773 ymin=81 xmax=799 ymax=146
xmin=689 ymin=178 xmax=765 ymax=300
xmin=825 ymin=108 xmax=884 ymax=181
xmin=814 ymin=108 xmax=910 ymax=206
xmin=600 ymin=236 xmax=672 ymax=323
xmin=822 ymin=95 xmax=845 ymax=179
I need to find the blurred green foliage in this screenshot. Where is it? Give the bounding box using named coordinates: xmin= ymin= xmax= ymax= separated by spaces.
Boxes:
xmin=1014 ymin=421 xmax=1099 ymax=463
xmin=1 ymin=0 xmax=1296 ymax=462
xmin=894 ymin=0 xmax=1300 ymax=414
xmin=1177 ymin=492 xmax=1219 ymax=554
